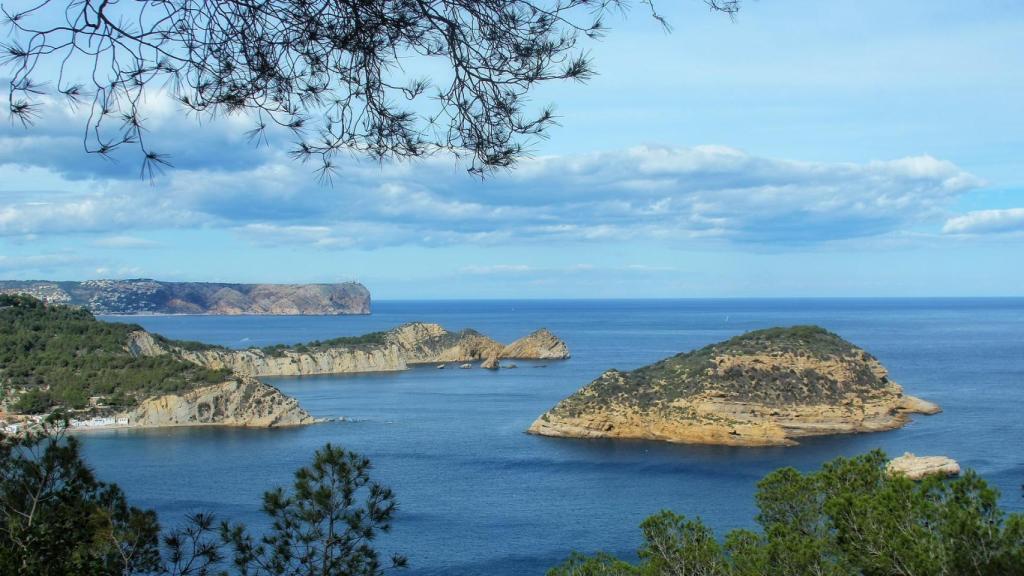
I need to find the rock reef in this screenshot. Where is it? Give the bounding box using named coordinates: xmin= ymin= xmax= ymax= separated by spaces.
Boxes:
xmin=886 ymin=453 xmax=961 ymax=480
xmin=529 ymin=326 xmax=939 ymax=447
xmin=129 ymin=322 xmax=570 ymax=377
xmin=0 ymin=279 xmax=370 ymax=315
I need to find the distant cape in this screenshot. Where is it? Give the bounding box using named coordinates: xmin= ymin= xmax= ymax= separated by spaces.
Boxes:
xmin=0 ymin=279 xmax=370 ymax=315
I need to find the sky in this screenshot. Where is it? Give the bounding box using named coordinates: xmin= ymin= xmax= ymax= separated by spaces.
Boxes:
xmin=1 ymin=0 xmax=1022 ymax=299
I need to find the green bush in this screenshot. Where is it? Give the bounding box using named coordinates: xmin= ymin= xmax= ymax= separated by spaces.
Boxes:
xmin=11 ymin=389 xmax=53 ymax=414
xmin=549 ymin=450 xmax=1024 ymax=576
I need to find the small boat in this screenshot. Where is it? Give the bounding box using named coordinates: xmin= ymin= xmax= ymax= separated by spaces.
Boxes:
xmin=437 ymin=364 xmax=446 ymax=369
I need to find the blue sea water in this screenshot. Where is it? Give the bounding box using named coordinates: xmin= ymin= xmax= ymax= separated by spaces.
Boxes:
xmin=82 ymin=299 xmax=1024 ymax=574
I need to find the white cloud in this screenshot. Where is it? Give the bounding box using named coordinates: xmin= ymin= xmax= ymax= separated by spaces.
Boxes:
xmin=237 ymin=224 xmax=355 ymax=248
xmin=0 ymin=253 xmax=82 ymax=273
xmin=0 ymin=142 xmax=987 ymax=248
xmin=459 ymin=264 xmax=534 ymax=275
xmin=92 ymin=235 xmax=160 ymax=249
xmin=943 ymin=208 xmax=1024 ymax=235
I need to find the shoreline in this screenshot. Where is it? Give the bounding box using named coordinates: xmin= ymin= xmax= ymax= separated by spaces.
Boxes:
xmin=66 ymin=416 xmax=329 ymax=434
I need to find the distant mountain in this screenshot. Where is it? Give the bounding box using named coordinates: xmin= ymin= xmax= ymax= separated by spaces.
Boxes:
xmin=0 ymin=279 xmax=370 ymax=315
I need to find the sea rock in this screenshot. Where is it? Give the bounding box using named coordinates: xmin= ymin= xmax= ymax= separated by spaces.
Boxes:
xmin=481 ymin=356 xmax=500 ymax=370
xmin=886 ymin=453 xmax=961 ymax=480
xmin=501 ymin=329 xmax=571 ymax=360
xmin=120 ymin=377 xmax=318 ymax=428
xmin=459 ymin=363 xmax=473 ymax=369
xmin=529 ymin=325 xmax=940 ymax=447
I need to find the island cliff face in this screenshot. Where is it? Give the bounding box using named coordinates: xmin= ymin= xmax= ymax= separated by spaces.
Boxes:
xmin=529 ymin=326 xmax=939 ymax=447
xmin=128 ymin=323 xmax=570 ymax=377
xmin=0 ymin=279 xmax=370 ymax=315
xmin=122 ymin=377 xmax=318 ymax=428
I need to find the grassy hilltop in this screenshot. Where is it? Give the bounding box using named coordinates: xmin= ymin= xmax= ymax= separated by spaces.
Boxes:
xmin=554 ymin=325 xmax=887 ymax=418
xmin=0 ymin=294 xmax=230 ymax=414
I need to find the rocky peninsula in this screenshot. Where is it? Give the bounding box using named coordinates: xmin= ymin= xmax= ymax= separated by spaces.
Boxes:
xmin=529 ymin=326 xmax=939 ymax=447
xmin=2 ymin=294 xmax=570 ymax=431
xmin=128 ymin=323 xmax=570 ymax=377
xmin=0 ymin=279 xmax=371 ymax=315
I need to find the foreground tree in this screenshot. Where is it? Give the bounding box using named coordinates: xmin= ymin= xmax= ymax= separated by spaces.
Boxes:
xmin=0 ymin=417 xmax=162 ymax=575
xmin=1 ymin=1 xmax=739 ymax=178
xmin=221 ymin=443 xmax=406 ymax=575
xmin=549 ymin=450 xmax=1024 ymax=576
xmin=0 ymin=421 xmax=404 ymax=575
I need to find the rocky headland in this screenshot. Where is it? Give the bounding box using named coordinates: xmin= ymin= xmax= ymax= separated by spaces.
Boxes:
xmin=0 ymin=279 xmax=371 ymax=315
xmin=128 ymin=323 xmax=570 ymax=377
xmin=122 ymin=377 xmax=318 ymax=429
xmin=0 ymin=294 xmax=316 ymax=431
xmin=529 ymin=326 xmax=939 ymax=447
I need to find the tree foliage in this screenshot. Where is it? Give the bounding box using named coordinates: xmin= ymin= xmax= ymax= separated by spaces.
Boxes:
xmin=1 ymin=0 xmax=739 ymax=178
xmin=222 ymin=443 xmax=406 ymax=575
xmin=548 ymin=450 xmax=1024 ymax=576
xmin=0 ymin=294 xmax=230 ymax=412
xmin=0 ymin=418 xmax=163 ymax=575
xmin=0 ymin=422 xmax=405 ymax=575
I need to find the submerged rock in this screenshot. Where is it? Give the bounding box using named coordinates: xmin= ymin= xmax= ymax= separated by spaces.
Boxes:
xmin=886 ymin=453 xmax=960 ymax=480
xmin=529 ymin=325 xmax=940 ymax=447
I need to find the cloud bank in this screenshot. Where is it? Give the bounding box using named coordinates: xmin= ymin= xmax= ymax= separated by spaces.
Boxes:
xmin=943 ymin=208 xmax=1024 ymax=235
xmin=0 ymin=122 xmax=987 ymax=249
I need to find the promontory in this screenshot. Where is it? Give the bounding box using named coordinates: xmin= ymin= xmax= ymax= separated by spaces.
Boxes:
xmin=128 ymin=323 xmax=570 ymax=377
xmin=0 ymin=279 xmax=371 ymax=315
xmin=0 ymin=294 xmax=316 ymax=430
xmin=529 ymin=326 xmax=939 ymax=446
xmin=1 ymin=294 xmax=569 ymax=431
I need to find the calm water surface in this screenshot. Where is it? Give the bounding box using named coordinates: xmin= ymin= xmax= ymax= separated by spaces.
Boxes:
xmin=83 ymin=299 xmax=1024 ymax=574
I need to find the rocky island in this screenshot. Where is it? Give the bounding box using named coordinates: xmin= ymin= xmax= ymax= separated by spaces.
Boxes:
xmin=529 ymin=326 xmax=939 ymax=446
xmin=0 ymin=279 xmax=371 ymax=315
xmin=886 ymin=453 xmax=961 ymax=480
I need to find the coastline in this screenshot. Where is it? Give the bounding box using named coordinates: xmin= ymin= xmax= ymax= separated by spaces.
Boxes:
xmin=67 ymin=416 xmax=328 ymax=434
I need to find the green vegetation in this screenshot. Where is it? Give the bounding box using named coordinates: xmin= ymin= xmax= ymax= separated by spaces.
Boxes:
xmin=259 ymin=331 xmax=388 ymax=356
xmin=0 ymin=295 xmax=230 ymax=413
xmin=0 ymin=420 xmax=405 ymax=575
xmin=549 ymin=450 xmax=1024 ymax=576
xmin=552 ymin=326 xmax=886 ymax=417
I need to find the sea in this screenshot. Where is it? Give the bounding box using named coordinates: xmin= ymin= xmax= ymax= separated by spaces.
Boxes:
xmin=81 ymin=298 xmax=1024 ymax=575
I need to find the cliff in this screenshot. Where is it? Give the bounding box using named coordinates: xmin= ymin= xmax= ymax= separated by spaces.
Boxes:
xmin=0 ymin=279 xmax=370 ymax=315
xmin=529 ymin=326 xmax=939 ymax=447
xmin=128 ymin=322 xmax=570 ymax=377
xmin=121 ymin=377 xmax=317 ymax=428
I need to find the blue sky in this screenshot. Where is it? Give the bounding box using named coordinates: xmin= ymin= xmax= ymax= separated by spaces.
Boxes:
xmin=1 ymin=0 xmax=1022 ymax=298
